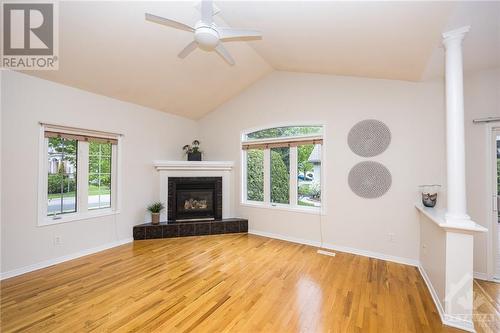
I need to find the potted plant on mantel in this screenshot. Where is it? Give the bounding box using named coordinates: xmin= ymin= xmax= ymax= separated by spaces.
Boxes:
xmin=183 ymin=140 xmax=202 ymax=161
xmin=147 ymin=202 xmax=164 ymax=225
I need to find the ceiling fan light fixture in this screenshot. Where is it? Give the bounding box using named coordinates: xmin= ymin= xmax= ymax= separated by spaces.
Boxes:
xmin=195 ymin=27 xmax=219 ymax=50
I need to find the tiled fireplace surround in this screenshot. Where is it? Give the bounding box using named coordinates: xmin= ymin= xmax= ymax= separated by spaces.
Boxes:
xmin=167 ymin=176 xmax=223 ymax=221
xmin=133 ymin=161 xmax=248 ymax=240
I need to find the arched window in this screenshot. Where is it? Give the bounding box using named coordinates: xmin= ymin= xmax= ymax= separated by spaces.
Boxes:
xmin=241 ymin=125 xmax=323 ymax=211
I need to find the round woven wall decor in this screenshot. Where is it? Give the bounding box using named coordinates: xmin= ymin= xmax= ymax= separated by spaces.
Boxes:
xmin=348 ymin=161 xmax=392 ymax=199
xmin=348 ymin=119 xmax=391 ymax=157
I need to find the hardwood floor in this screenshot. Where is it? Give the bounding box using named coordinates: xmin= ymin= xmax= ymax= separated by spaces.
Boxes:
xmin=474 ymin=279 xmax=500 ymax=333
xmin=0 ymin=234 xmax=497 ymax=332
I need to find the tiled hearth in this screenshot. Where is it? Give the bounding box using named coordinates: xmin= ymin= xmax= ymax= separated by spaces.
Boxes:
xmin=133 ymin=218 xmax=248 ymax=240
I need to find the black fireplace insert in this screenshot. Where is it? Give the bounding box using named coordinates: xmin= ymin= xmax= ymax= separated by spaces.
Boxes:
xmin=168 ymin=177 xmax=222 ymax=221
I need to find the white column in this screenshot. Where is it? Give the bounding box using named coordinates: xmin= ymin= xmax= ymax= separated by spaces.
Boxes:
xmin=443 ymin=26 xmax=472 ymax=225
xmin=417 ymin=28 xmax=488 ymax=328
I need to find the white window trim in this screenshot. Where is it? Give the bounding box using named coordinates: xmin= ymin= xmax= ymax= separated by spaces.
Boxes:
xmin=242 ymin=134 xmax=323 ymax=145
xmin=240 ymin=124 xmax=326 ymax=215
xmin=37 ymin=124 xmax=122 ymax=226
xmin=241 ymin=201 xmax=324 ymax=215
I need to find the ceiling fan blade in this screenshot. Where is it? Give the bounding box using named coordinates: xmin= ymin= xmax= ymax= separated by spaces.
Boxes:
xmin=178 ymin=41 xmax=198 ymax=58
xmin=218 ymin=27 xmax=262 ymax=41
xmin=145 ymin=13 xmax=194 ymax=32
xmin=201 ymin=0 xmax=213 ymax=25
xmin=215 ymin=43 xmax=235 ymax=66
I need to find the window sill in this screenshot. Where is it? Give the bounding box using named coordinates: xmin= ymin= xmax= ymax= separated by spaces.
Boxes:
xmin=39 ymin=209 xmax=120 ymax=227
xmin=240 ymin=202 xmax=323 ymax=215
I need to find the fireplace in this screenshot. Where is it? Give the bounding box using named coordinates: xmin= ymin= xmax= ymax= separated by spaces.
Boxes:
xmin=134 ymin=161 xmax=248 ymax=239
xmin=168 ymin=177 xmax=222 ymax=221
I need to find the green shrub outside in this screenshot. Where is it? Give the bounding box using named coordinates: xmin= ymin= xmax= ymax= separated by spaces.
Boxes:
xmin=271 ymin=149 xmax=289 ymax=204
xmin=247 ymin=149 xmax=264 ymax=201
xmin=48 ymin=174 xmax=76 ymax=194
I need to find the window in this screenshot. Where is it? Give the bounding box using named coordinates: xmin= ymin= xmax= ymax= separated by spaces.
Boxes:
xmin=242 ymin=125 xmax=323 ymax=212
xmin=297 ymin=144 xmax=321 ymax=207
xmin=88 ymin=141 xmax=112 ymax=210
xmin=271 ymin=147 xmax=290 ymax=204
xmin=246 ymin=126 xmax=322 ymax=140
xmin=246 ymin=149 xmax=264 ymax=202
xmin=47 ymin=137 xmax=78 ymax=216
xmin=40 ymin=126 xmax=120 ymax=225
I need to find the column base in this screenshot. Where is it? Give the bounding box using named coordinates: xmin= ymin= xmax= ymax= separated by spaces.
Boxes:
xmin=443 ymin=314 xmax=476 ymax=333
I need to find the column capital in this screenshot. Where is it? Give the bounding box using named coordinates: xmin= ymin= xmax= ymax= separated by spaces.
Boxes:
xmin=442 ymin=26 xmax=470 ymax=46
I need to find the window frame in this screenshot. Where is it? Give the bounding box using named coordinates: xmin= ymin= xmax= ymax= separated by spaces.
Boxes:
xmin=38 ymin=124 xmax=122 ymax=226
xmin=240 ymin=124 xmax=326 ymax=215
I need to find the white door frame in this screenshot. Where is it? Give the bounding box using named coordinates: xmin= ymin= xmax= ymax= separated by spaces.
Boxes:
xmin=486 ymin=124 xmax=500 ymax=281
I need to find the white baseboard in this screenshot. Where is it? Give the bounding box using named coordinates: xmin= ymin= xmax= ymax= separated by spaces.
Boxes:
xmin=473 ymin=271 xmax=489 ymax=281
xmin=321 ymin=242 xmax=419 ymax=267
xmin=248 ymin=229 xmax=321 ymax=248
xmin=0 ymin=238 xmax=133 ymax=280
xmin=473 ymin=272 xmax=500 ymax=283
xmin=248 ymin=229 xmax=418 ymax=266
xmin=418 ymin=265 xmax=476 ymax=332
xmin=443 ymin=315 xmax=476 ymax=333
xmin=418 ymin=265 xmax=447 ymax=326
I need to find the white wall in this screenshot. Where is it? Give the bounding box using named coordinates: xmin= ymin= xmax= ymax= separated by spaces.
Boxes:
xmin=1 ymin=71 xmax=198 ymax=274
xmin=419 ymin=214 xmax=447 ymax=314
xmin=463 ymin=67 xmax=500 ymax=277
xmin=198 ymin=71 xmax=447 ymax=262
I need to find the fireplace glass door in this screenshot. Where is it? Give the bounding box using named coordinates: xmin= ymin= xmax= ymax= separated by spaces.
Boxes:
xmin=176 ymin=189 xmax=215 ymax=220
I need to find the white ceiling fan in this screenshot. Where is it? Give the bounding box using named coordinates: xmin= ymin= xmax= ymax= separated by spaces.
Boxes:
xmin=145 ymin=0 xmax=262 ymax=65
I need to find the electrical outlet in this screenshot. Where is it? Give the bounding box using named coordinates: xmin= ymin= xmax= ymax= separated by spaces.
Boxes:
xmin=388 ymin=233 xmax=395 ymax=243
xmin=54 ymin=236 xmax=62 ymax=246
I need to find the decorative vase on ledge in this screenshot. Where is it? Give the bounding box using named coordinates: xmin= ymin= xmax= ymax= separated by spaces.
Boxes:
xmin=187 ymin=151 xmax=202 ymax=161
xmin=419 ymin=184 xmax=441 ymax=208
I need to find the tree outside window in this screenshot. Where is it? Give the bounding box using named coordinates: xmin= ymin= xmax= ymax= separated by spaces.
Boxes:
xmin=247 ymin=149 xmax=264 ymax=201
xmin=47 ymin=137 xmax=77 ymax=215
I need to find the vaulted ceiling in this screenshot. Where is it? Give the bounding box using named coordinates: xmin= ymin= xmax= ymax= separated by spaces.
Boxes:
xmin=24 ymin=1 xmax=500 ymax=119
xmin=217 ymin=1 xmax=453 ymax=80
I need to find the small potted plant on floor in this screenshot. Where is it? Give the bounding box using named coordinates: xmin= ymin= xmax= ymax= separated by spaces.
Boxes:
xmin=147 ymin=202 xmax=164 ymax=225
xmin=183 ymin=140 xmax=202 ymax=161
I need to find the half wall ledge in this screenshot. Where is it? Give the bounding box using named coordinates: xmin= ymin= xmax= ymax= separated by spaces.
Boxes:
xmin=415 ymin=203 xmax=487 ymax=233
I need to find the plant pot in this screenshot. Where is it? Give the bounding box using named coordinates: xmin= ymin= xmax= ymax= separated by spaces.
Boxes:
xmin=151 ymin=213 xmax=160 ymax=225
xmin=187 ymin=152 xmax=202 ymax=161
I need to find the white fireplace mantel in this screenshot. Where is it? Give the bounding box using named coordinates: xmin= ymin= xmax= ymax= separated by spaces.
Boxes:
xmin=154 ymin=160 xmax=235 ymax=220
xmin=154 ymin=160 xmax=234 ymax=171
